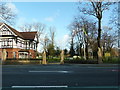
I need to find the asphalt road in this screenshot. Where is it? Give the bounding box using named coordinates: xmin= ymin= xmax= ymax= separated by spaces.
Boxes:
xmin=2 ymin=64 xmax=120 ymax=90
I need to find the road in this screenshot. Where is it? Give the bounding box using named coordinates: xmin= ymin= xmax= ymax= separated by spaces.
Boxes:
xmin=2 ymin=64 xmax=120 ymax=90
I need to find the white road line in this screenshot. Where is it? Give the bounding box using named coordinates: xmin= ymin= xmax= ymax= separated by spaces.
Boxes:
xmin=111 ymin=69 xmax=119 ymax=72
xmin=29 ymin=71 xmax=69 ymax=73
xmin=12 ymin=86 xmax=68 ymax=88
xmin=87 ymin=67 xmax=118 ymax=69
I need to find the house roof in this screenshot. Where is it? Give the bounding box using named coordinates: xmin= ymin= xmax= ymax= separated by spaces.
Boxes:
xmin=5 ymin=23 xmax=24 ymax=38
xmin=0 ymin=22 xmax=3 ymax=26
xmin=0 ymin=22 xmax=37 ymax=40
xmin=20 ymin=32 xmax=37 ymax=40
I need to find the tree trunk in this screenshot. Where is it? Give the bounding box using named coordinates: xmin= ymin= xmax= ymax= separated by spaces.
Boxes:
xmin=102 ymin=45 xmax=105 ymax=57
xmin=98 ymin=20 xmax=101 ymax=48
xmin=79 ymin=43 xmax=82 ymax=57
xmin=69 ymin=37 xmax=75 ymax=57
xmin=97 ymin=18 xmax=103 ymax=64
xmin=86 ymin=40 xmax=88 ymax=60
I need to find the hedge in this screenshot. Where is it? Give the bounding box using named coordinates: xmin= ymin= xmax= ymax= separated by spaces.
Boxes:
xmin=64 ymin=59 xmax=98 ymax=64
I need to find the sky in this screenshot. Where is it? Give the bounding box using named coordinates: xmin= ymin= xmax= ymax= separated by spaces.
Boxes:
xmin=7 ymin=2 xmax=78 ymax=51
xmin=3 ymin=2 xmax=117 ymax=52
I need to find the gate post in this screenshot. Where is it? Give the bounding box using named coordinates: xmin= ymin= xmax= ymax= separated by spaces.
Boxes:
xmin=2 ymin=49 xmax=7 ymax=61
xmin=42 ymin=51 xmax=47 ymax=65
xmin=60 ymin=50 xmax=64 ymax=64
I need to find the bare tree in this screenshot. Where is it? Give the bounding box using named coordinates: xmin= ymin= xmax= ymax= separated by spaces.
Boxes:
xmin=69 ymin=30 xmax=75 ymax=57
xmin=69 ymin=16 xmax=97 ymax=59
xmin=101 ymin=26 xmax=117 ymax=56
xmin=110 ymin=3 xmax=118 ymax=26
xmin=47 ymin=26 xmax=56 ymax=57
xmin=78 ymin=1 xmax=114 ymax=63
xmin=19 ymin=23 xmax=33 ymax=32
xmin=109 ymin=3 xmax=119 ymax=51
xmin=49 ymin=26 xmax=56 ymax=46
xmin=33 ymin=22 xmax=46 ymax=52
xmin=19 ymin=22 xmax=45 ymax=37
xmin=33 ymin=22 xmax=46 ymax=39
xmin=40 ymin=35 xmax=50 ymax=52
xmin=0 ymin=3 xmax=17 ymax=25
xmin=19 ymin=22 xmax=46 ymax=53
xmin=68 ymin=18 xmax=83 ymax=57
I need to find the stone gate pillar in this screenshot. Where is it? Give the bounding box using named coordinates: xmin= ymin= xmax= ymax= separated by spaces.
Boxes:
xmin=2 ymin=49 xmax=7 ymax=61
xmin=42 ymin=51 xmax=47 ymax=65
xmin=60 ymin=50 xmax=64 ymax=64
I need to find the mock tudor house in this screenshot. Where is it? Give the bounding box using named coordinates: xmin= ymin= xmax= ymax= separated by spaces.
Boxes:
xmin=0 ymin=22 xmax=39 ymax=59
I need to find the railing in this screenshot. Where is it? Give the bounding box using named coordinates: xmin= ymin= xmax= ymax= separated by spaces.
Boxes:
xmin=0 ymin=45 xmax=13 ymax=48
xmin=0 ymin=45 xmax=36 ymax=50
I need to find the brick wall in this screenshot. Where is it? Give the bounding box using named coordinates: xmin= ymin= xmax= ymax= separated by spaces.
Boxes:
xmin=29 ymin=49 xmax=36 ymax=58
xmin=0 ymin=48 xmax=20 ymax=59
xmin=0 ymin=48 xmax=36 ymax=59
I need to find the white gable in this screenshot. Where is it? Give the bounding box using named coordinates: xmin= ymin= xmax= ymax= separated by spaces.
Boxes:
xmin=34 ymin=34 xmax=38 ymax=42
xmin=0 ymin=24 xmax=17 ymax=36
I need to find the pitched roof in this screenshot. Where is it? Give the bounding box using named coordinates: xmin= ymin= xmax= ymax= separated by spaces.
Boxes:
xmin=20 ymin=32 xmax=37 ymax=40
xmin=0 ymin=22 xmax=3 ymax=26
xmin=5 ymin=23 xmax=24 ymax=38
xmin=0 ymin=22 xmax=37 ymax=40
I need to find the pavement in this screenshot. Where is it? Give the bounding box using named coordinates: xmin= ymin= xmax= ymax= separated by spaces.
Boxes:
xmin=2 ymin=64 xmax=120 ymax=90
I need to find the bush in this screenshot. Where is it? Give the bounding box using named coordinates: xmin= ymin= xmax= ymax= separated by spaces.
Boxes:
xmin=47 ymin=58 xmax=60 ymax=63
xmin=64 ymin=59 xmax=98 ymax=64
xmin=3 ymin=58 xmax=42 ymax=65
xmin=2 ymin=60 xmax=42 ymax=65
xmin=103 ymin=57 xmax=119 ymax=64
xmin=6 ymin=58 xmax=42 ymax=61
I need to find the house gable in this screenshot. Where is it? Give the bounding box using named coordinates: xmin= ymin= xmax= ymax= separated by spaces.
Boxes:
xmin=0 ymin=22 xmax=38 ymax=51
xmin=0 ymin=23 xmax=17 ymax=36
xmin=34 ymin=34 xmax=38 ymax=42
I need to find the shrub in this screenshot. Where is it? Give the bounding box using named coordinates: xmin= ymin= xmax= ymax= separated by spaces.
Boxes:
xmin=2 ymin=60 xmax=42 ymax=65
xmin=64 ymin=59 xmax=97 ymax=64
xmin=6 ymin=58 xmax=42 ymax=61
xmin=103 ymin=57 xmax=119 ymax=64
xmin=47 ymin=58 xmax=60 ymax=63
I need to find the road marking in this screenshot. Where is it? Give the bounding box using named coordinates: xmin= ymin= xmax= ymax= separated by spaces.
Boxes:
xmin=29 ymin=71 xmax=69 ymax=73
xmin=87 ymin=67 xmax=118 ymax=69
xmin=12 ymin=86 xmax=68 ymax=88
xmin=11 ymin=86 xmax=119 ymax=88
xmin=81 ymin=86 xmax=119 ymax=88
xmin=111 ymin=69 xmax=120 ymax=72
xmin=70 ymin=86 xmax=119 ymax=88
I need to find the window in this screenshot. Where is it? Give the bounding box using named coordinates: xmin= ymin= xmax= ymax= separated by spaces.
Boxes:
xmin=1 ymin=39 xmax=13 ymax=48
xmin=6 ymin=52 xmax=8 ymax=58
xmin=30 ymin=43 xmax=33 ymax=48
xmin=34 ymin=43 xmax=36 ymax=50
xmin=13 ymin=52 xmax=16 ymax=58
